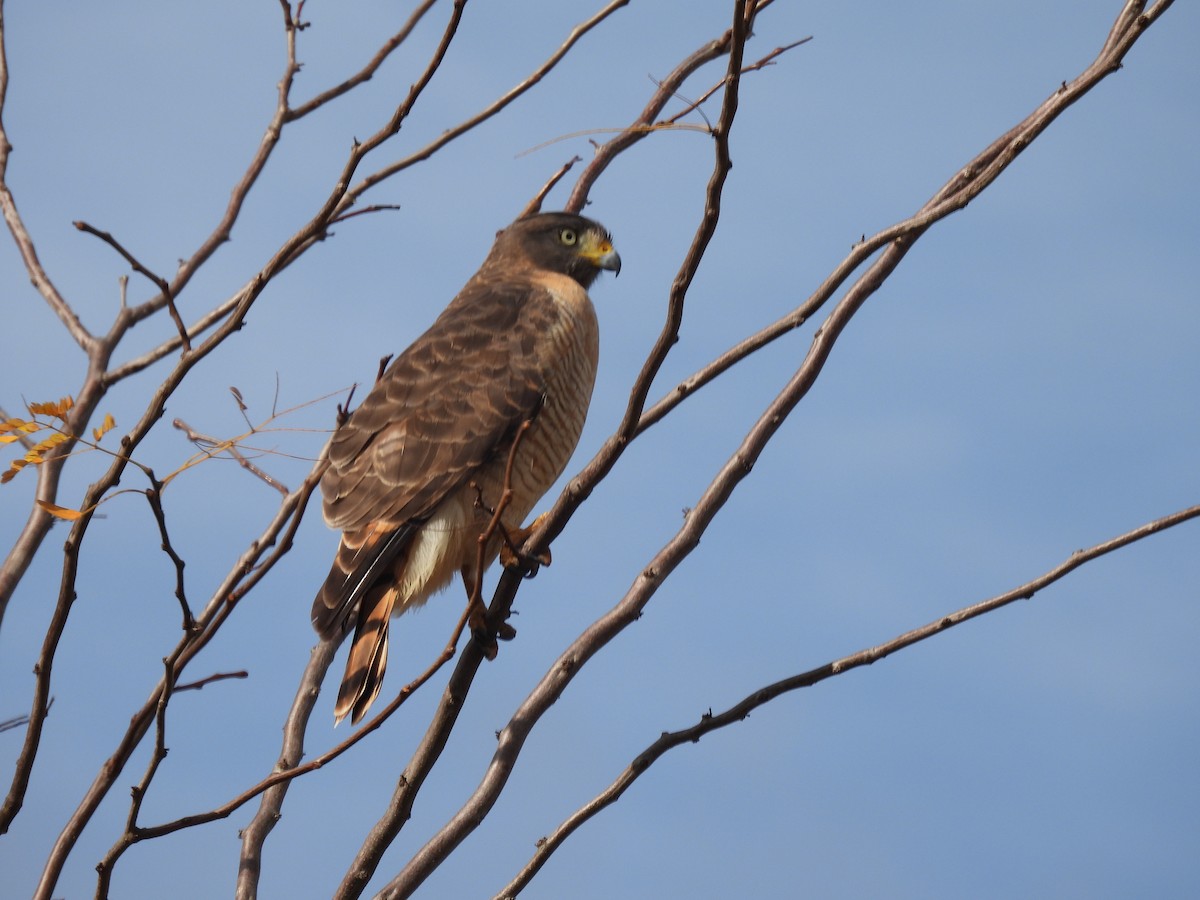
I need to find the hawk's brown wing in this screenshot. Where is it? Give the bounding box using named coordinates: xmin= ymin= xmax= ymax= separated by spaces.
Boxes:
xmin=311 ymin=278 xmax=556 ymax=636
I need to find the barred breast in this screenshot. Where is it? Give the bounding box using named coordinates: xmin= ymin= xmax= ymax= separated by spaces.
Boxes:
xmin=458 ymin=278 xmax=599 ymax=569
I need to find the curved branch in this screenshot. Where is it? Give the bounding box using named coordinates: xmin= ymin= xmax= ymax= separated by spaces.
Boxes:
xmin=0 ymin=0 xmax=92 ymax=353
xmin=234 ymin=639 xmax=338 ymax=900
xmin=497 ymin=502 xmax=1200 ymax=897
xmin=286 ymin=0 xmax=440 ymax=121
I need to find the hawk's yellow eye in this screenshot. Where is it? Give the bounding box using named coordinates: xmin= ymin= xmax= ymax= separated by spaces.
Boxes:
xmin=558 ymin=228 xmax=578 ymax=246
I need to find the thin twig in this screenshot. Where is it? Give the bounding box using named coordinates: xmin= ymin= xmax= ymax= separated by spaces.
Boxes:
xmin=285 ymin=0 xmax=439 ymax=121
xmin=234 ymin=640 xmax=335 ymax=900
xmin=172 ymin=418 xmax=290 ymax=495
xmin=142 ymin=475 xmax=194 ymax=632
xmin=661 ymin=36 xmax=811 ymax=127
xmin=96 ymin=656 xmax=179 ymax=896
xmin=173 ymin=670 xmax=248 ymax=692
xmin=0 ymin=698 xmax=50 ymax=735
xmin=72 ymin=221 xmax=190 ymax=352
xmin=518 ymin=156 xmax=581 ymax=219
xmin=337 ymin=0 xmax=632 ymax=214
xmin=328 ymin=203 xmax=402 ymax=226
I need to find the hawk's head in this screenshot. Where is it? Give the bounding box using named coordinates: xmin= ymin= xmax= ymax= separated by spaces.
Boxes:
xmin=492 ymin=212 xmax=621 ymax=289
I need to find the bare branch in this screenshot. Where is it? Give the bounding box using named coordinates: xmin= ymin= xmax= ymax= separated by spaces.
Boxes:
xmin=96 ymin=657 xmax=179 ymax=897
xmin=235 ymin=640 xmax=337 ymax=900
xmin=142 ymin=476 xmax=194 ymax=632
xmin=17 ymin=461 xmax=325 ymax=900
xmin=134 ymin=601 xmax=471 ymax=847
xmin=339 ymin=0 xmax=632 ymax=213
xmin=327 ymin=202 xmax=402 ymax=227
xmin=518 ymin=156 xmax=581 ymax=220
xmin=172 ymin=418 xmax=291 ymax=496
xmin=120 ymin=0 xmax=305 ymax=330
xmin=173 ymin=670 xmax=248 ymax=693
xmin=563 ymin=35 xmax=730 ymax=214
xmin=0 ymin=1 xmax=93 ymax=353
xmin=72 ymin=220 xmax=190 ymax=352
xmin=466 ymin=417 xmax=538 ymax=648
xmin=286 ymin=0 xmax=439 ymax=121
xmin=661 ymin=36 xmax=811 ymax=127
xmin=0 ymin=698 xmax=50 ymax=735
xmin=497 ymin=501 xmax=1200 ymax=897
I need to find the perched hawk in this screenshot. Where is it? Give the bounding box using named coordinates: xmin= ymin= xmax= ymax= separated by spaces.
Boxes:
xmin=312 ymin=211 xmax=620 ymax=725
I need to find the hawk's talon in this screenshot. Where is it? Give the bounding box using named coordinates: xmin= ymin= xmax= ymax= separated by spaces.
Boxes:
xmin=467 ymin=598 xmax=488 ymax=637
xmin=500 ymin=512 xmax=553 ymax=572
xmin=472 ymin=626 xmax=500 ymax=660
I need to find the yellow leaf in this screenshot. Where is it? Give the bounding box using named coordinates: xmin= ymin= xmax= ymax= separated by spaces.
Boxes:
xmin=25 ymin=431 xmax=69 ymax=462
xmin=1 ymin=459 xmax=28 ymax=483
xmin=37 ymin=500 xmax=85 ymax=521
xmin=92 ymin=412 xmax=116 ymax=442
xmin=0 ymin=417 xmax=41 ymax=436
xmin=27 ymin=396 xmax=75 ymax=420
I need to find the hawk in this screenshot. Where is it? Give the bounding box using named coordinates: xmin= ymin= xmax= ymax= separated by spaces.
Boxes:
xmin=312 ymin=211 xmax=620 ymax=725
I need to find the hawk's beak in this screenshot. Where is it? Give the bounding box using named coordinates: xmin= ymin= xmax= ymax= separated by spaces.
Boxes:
xmin=582 ymin=235 xmax=622 ymax=276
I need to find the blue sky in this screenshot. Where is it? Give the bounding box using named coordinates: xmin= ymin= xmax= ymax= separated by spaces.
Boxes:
xmin=1 ymin=1 xmax=1197 ymax=897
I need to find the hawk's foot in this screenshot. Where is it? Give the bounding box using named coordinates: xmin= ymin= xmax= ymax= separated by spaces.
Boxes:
xmin=500 ymin=512 xmax=553 ymax=573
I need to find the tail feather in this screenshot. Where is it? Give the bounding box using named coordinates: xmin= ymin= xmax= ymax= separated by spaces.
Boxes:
xmin=334 ymin=583 xmax=397 ymax=725
xmin=312 ymin=523 xmax=416 ymax=639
